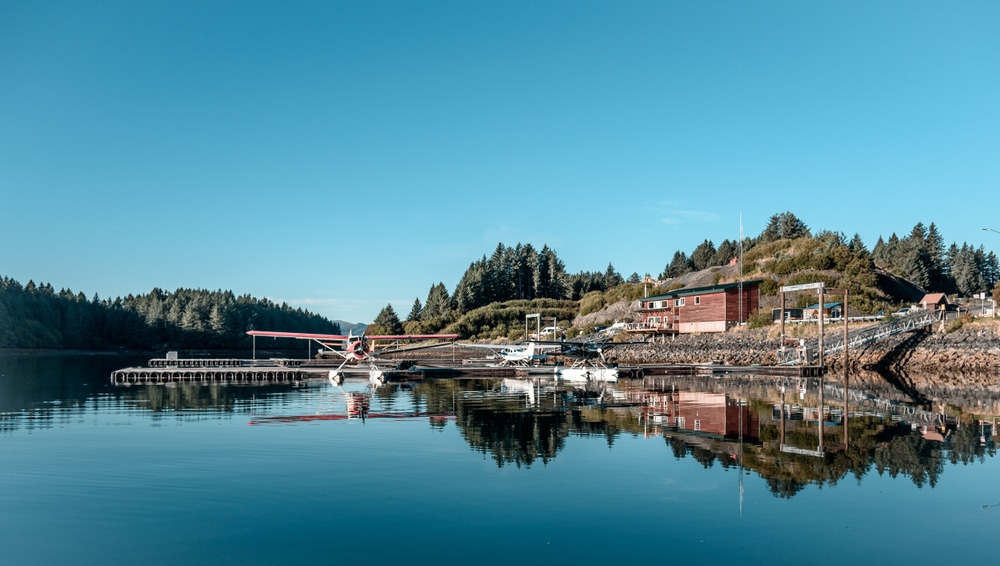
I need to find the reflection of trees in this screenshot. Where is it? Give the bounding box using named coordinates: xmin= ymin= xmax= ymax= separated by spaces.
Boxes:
xmin=873 ymin=430 xmax=945 ymax=488
xmin=120 ymin=383 xmax=295 ymax=413
xmin=662 ymin=413 xmax=996 ymax=498
xmin=410 ymin=378 xmax=572 ymax=467
xmin=455 ymin=393 xmax=568 ymax=467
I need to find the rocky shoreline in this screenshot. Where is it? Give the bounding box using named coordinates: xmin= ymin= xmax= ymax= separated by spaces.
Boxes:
xmin=607 ymin=319 xmax=1000 ymax=375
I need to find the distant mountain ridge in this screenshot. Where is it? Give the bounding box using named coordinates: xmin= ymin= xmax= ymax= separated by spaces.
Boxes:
xmin=335 ymin=321 xmax=368 ymax=335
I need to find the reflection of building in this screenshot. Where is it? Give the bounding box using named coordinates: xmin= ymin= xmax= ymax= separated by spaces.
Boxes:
xmin=638 ymin=390 xmax=758 ymax=441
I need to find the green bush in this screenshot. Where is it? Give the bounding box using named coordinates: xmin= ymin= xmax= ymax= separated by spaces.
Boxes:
xmin=579 ymin=291 xmax=605 ymax=316
xmin=747 ymin=310 xmax=773 ymax=329
xmin=760 ymin=279 xmax=779 ymax=296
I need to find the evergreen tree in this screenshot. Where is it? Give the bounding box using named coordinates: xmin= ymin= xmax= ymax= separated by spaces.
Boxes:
xmin=664 ymin=250 xmax=691 ymax=278
xmin=406 ymin=298 xmax=423 ymax=322
xmin=371 ymin=304 xmax=404 ymax=335
xmin=453 ymin=259 xmax=486 ymax=313
xmin=952 ymin=244 xmax=984 ymax=296
xmin=534 ymin=245 xmax=553 ymax=298
xmin=422 ymin=282 xmax=452 ymax=321
xmin=603 ymin=262 xmax=624 ymax=289
xmin=849 ymin=233 xmax=870 ymax=259
xmin=759 ymin=211 xmax=810 ymax=243
xmin=715 ymin=239 xmax=738 ymax=266
xmin=871 ymin=236 xmax=888 ymax=266
xmin=512 ymin=243 xmax=537 ymax=301
xmin=690 ymin=239 xmax=716 ymax=271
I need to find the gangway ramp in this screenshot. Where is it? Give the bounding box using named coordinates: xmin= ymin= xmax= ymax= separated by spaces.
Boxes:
xmin=779 ymin=309 xmax=941 ymax=364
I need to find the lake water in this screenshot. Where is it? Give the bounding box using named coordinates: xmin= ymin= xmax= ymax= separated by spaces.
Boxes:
xmin=2 ymin=353 xmax=998 ymax=564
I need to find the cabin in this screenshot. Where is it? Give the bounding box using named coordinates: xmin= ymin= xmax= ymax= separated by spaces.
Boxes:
xmin=771 ymin=308 xmax=805 ymax=323
xmin=804 ymin=302 xmax=844 ymax=319
xmin=627 ymin=280 xmax=761 ymax=335
xmin=920 ymin=293 xmax=949 ymax=311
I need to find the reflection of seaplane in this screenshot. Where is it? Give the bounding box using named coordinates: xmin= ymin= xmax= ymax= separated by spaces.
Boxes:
xmin=248 ymin=375 xmax=453 ymax=425
xmin=246 ymin=330 xmax=458 ymax=383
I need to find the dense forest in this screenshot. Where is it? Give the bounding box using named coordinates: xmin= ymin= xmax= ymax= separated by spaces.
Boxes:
xmin=0 ymin=278 xmax=339 ymax=350
xmin=4 ymin=211 xmax=999 ymax=348
xmin=379 ymin=211 xmax=1000 ymax=337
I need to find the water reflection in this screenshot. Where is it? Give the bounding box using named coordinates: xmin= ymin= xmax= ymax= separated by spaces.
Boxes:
xmin=2 ymin=354 xmax=997 ymax=499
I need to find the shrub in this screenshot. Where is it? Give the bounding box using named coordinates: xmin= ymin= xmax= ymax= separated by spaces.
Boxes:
xmin=747 ymin=310 xmax=773 ymax=329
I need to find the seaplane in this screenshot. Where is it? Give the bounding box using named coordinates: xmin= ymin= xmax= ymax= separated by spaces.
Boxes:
xmin=532 ymin=337 xmax=646 ymax=382
xmin=246 ymin=329 xmax=459 ymax=384
xmin=458 ymin=341 xmax=557 ymax=367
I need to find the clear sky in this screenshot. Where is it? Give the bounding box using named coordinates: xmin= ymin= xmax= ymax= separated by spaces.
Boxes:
xmin=2 ymin=1 xmax=998 ymax=324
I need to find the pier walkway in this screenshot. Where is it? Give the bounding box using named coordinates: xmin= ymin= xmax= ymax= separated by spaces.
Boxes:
xmin=779 ymin=309 xmax=941 ymax=364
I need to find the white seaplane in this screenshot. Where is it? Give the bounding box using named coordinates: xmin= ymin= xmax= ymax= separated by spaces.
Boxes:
xmin=458 ymin=341 xmax=557 ymax=367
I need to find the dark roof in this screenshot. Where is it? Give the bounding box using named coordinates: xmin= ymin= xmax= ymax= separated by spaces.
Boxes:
xmin=644 ymin=280 xmax=763 ymax=301
xmin=805 ymin=302 xmax=843 ymax=310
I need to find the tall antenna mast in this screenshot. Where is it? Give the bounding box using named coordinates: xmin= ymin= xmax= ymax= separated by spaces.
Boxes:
xmin=738 ymin=212 xmax=744 ymax=325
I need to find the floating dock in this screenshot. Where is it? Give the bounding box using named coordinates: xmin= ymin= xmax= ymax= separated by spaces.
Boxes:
xmin=110 ymin=357 xmax=315 ymax=385
xmin=111 ymin=358 xmax=826 ymax=385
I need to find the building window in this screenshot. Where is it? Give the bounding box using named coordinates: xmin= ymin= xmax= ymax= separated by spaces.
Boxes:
xmin=676 ymin=298 xmax=685 ymax=307
xmin=694 ymin=420 xmax=701 ymax=431
xmin=694 ymin=296 xmax=701 ymax=305
xmin=677 ymin=417 xmax=686 ymax=428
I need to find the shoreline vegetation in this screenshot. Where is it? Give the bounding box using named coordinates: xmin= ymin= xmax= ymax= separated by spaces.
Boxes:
xmin=3 ymin=212 xmax=997 ymax=384
xmin=4 ymin=317 xmax=997 ymax=372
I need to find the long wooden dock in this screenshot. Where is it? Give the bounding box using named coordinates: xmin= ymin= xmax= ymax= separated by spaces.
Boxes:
xmin=110 ymin=365 xmax=311 ymax=385
xmin=110 ymin=357 xmax=826 ymax=385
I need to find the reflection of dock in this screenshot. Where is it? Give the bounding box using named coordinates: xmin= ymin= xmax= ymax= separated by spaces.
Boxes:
xmin=639 ymin=363 xmax=826 ymax=378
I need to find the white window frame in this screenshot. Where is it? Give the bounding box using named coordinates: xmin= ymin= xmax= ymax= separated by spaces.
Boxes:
xmin=676 ymin=298 xmax=685 ymax=307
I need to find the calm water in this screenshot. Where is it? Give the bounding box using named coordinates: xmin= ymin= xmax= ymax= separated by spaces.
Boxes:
xmin=2 ymin=354 xmax=998 ymax=565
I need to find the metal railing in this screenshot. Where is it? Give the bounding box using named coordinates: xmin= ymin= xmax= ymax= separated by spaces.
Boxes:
xmin=778 ymin=309 xmax=941 ymax=364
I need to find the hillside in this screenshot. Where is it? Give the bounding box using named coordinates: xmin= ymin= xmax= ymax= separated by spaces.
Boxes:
xmin=564 ymin=237 xmax=966 ymax=336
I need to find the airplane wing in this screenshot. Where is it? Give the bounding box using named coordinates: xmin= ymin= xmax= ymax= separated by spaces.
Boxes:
xmin=246 ymin=330 xmax=458 ymax=343
xmin=367 ymin=334 xmax=460 ymax=341
xmin=246 ymin=330 xmax=350 ymax=341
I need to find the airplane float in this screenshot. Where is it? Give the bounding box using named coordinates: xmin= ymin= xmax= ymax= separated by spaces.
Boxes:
xmin=246 ymin=330 xmax=459 ymax=383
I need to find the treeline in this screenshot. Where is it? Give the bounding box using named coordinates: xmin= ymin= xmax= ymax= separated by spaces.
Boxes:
xmin=872 ymin=223 xmax=999 ymax=296
xmin=662 ymin=211 xmax=999 ymax=297
xmin=369 ymin=243 xmax=632 ymax=336
xmin=375 ymin=211 xmax=999 ymax=337
xmin=0 ymin=276 xmax=340 ymax=350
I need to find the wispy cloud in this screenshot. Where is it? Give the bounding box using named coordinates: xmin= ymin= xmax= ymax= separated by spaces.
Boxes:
xmin=272 ymin=297 xmax=345 ymax=309
xmin=660 ymin=209 xmax=720 ymax=225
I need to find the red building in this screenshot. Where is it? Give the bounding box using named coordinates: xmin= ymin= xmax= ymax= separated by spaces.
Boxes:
xmin=627 ymin=280 xmax=762 ymax=335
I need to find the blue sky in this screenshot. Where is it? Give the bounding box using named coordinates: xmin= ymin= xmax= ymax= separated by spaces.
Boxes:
xmin=2 ymin=1 xmax=998 ymax=324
